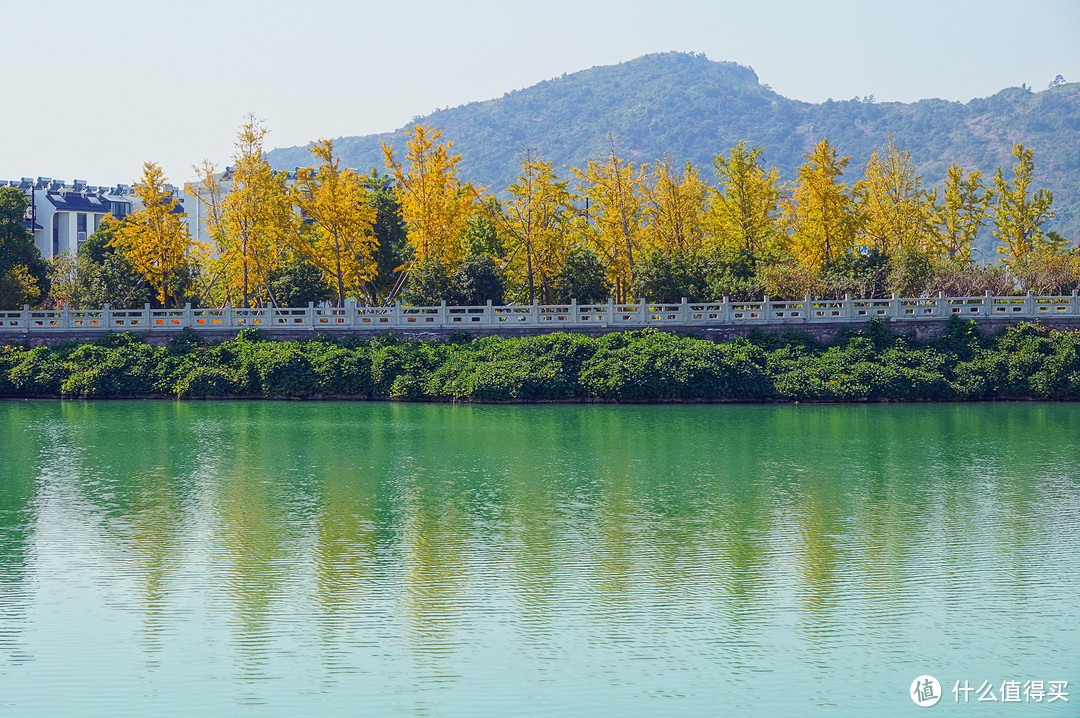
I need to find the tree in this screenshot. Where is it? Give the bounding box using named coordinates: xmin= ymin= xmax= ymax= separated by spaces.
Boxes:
xmin=266 ymin=257 xmax=334 ymax=307
xmin=631 ymin=249 xmax=706 ymax=303
xmin=930 ymin=163 xmax=994 ymax=262
xmin=451 ymin=254 xmax=505 ymax=305
xmin=993 ymin=143 xmax=1055 ymax=263
xmin=109 ymin=162 xmax=197 ymax=308
xmin=854 ymin=136 xmax=932 ymax=255
xmin=574 ymin=138 xmax=645 ymax=301
xmin=706 ymin=142 xmax=782 ymax=253
xmin=361 ymin=170 xmax=409 ymax=305
xmin=192 ymin=115 xmax=294 ymax=306
xmin=294 ymin=139 xmax=378 ymax=306
xmin=383 ymin=125 xmax=477 ymax=271
xmin=402 ymin=255 xmax=453 ymax=306
xmin=0 ymin=187 xmax=50 ymax=308
xmin=641 ymin=158 xmax=707 ymax=255
xmin=78 ymin=217 xmax=153 ymax=308
xmin=784 ymin=138 xmax=860 ymax=269
xmin=553 ymin=248 xmax=610 ymax=304
xmin=503 ymin=152 xmax=575 ymax=304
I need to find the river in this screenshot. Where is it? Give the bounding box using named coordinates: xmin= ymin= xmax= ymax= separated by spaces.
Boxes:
xmin=1 ymin=400 xmax=1077 ymax=715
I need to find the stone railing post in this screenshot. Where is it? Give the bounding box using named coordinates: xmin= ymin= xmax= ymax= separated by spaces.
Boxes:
xmin=103 ymin=303 xmax=111 ymax=329
xmin=985 ymin=290 xmax=993 ymax=316
xmin=225 ymin=302 xmax=233 ymax=327
xmin=803 ymin=294 xmax=812 ymax=322
xmin=393 ymin=300 xmax=402 ymax=327
xmin=1026 ymin=291 xmax=1035 ymax=316
xmin=487 ymin=299 xmax=495 ymax=326
xmin=570 ymin=298 xmax=578 ymax=325
xmin=307 ymin=301 xmax=315 ymax=330
xmin=606 ymin=298 xmax=614 ymax=326
xmin=183 ymin=302 xmax=192 ymax=327
xmin=21 ymin=304 xmax=30 ymax=331
xmin=439 ymin=300 xmax=447 ymax=327
xmin=638 ymin=297 xmax=646 ymax=325
xmin=1073 ymin=290 xmax=1079 ymax=316
xmin=843 ymin=293 xmax=851 ymax=320
xmin=679 ymin=297 xmax=689 ymax=324
xmin=143 ymin=302 xmax=151 ymax=328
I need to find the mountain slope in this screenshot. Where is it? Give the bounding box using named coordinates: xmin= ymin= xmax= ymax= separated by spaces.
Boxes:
xmin=267 ymin=51 xmax=1080 ymax=246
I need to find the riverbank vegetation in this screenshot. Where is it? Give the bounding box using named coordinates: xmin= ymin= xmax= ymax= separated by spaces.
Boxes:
xmin=3 ymin=319 xmax=1079 ymax=402
xmin=6 ymin=115 xmax=1078 ymax=313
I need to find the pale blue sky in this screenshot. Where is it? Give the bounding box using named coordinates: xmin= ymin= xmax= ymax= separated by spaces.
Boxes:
xmin=2 ymin=0 xmax=1077 ymax=185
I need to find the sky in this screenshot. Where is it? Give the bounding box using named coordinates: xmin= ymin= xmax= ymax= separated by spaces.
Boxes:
xmin=2 ymin=0 xmax=1078 ymax=187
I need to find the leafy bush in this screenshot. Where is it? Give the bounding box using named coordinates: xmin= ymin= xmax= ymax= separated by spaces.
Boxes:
xmin=4 ymin=319 xmax=1080 ymax=402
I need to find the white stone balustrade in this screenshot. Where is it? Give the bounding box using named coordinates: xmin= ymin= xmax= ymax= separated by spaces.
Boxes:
xmin=2 ymin=292 xmax=1079 ymax=334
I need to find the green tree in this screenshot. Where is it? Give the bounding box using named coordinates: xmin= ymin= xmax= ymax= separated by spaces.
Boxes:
xmin=361 ymin=170 xmax=409 ymax=304
xmin=78 ymin=217 xmax=153 ymax=308
xmin=266 ymin=257 xmax=334 ymax=307
xmin=402 ymin=255 xmax=453 ymax=306
xmin=631 ymin=249 xmax=706 ymax=303
xmin=0 ymin=187 xmax=51 ymax=308
xmin=554 ymin=248 xmax=611 ymax=304
xmin=451 ymin=254 xmax=505 ymax=305
xmin=993 ymin=143 xmax=1055 ymax=263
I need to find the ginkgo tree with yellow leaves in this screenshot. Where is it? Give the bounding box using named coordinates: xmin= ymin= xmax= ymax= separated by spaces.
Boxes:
xmin=574 ymin=139 xmax=646 ymax=302
xmin=784 ymin=138 xmax=861 ymax=270
xmin=855 ymin=136 xmax=931 ymax=255
xmin=383 ymin=125 xmax=478 ymax=275
xmin=501 ymin=151 xmax=577 ymax=304
xmin=109 ymin=161 xmax=199 ymax=308
xmin=294 ymin=139 xmax=378 ymax=306
xmin=641 ymin=158 xmax=707 ymax=255
xmin=191 ymin=115 xmax=294 ymax=307
xmin=930 ymin=163 xmax=994 ymax=262
xmin=993 ymin=143 xmax=1058 ymax=263
xmin=706 ymin=142 xmax=783 ymax=254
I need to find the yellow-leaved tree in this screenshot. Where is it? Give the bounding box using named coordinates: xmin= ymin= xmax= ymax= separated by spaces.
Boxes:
xmin=706 ymin=142 xmax=782 ymax=254
xmin=854 ymin=136 xmax=932 ymax=255
xmin=993 ymin=143 xmax=1057 ymax=263
xmin=641 ymin=158 xmax=707 ymax=254
xmin=110 ymin=161 xmax=198 ymax=308
xmin=294 ymin=139 xmax=378 ymax=306
xmin=191 ymin=115 xmax=294 ymax=307
xmin=574 ymin=139 xmax=645 ymax=302
xmin=383 ymin=125 xmax=477 ymax=275
xmin=502 ymin=151 xmax=576 ymax=304
xmin=784 ymin=138 xmax=860 ymax=269
xmin=930 ymin=163 xmax=994 ymax=262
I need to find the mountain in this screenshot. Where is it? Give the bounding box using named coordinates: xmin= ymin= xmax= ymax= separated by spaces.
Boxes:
xmin=266 ymin=51 xmax=1080 ymax=249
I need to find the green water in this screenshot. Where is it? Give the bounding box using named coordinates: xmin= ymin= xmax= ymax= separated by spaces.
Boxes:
xmin=0 ymin=400 xmax=1077 ymax=716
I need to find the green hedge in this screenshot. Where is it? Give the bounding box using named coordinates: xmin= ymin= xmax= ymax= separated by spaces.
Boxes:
xmin=3 ymin=318 xmax=1080 ymax=402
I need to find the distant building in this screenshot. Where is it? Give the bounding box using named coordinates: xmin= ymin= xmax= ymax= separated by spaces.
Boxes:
xmin=0 ymin=177 xmax=191 ymax=259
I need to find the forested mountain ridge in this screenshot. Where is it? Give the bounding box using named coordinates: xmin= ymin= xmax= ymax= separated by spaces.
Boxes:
xmin=266 ymin=51 xmax=1080 ymax=244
